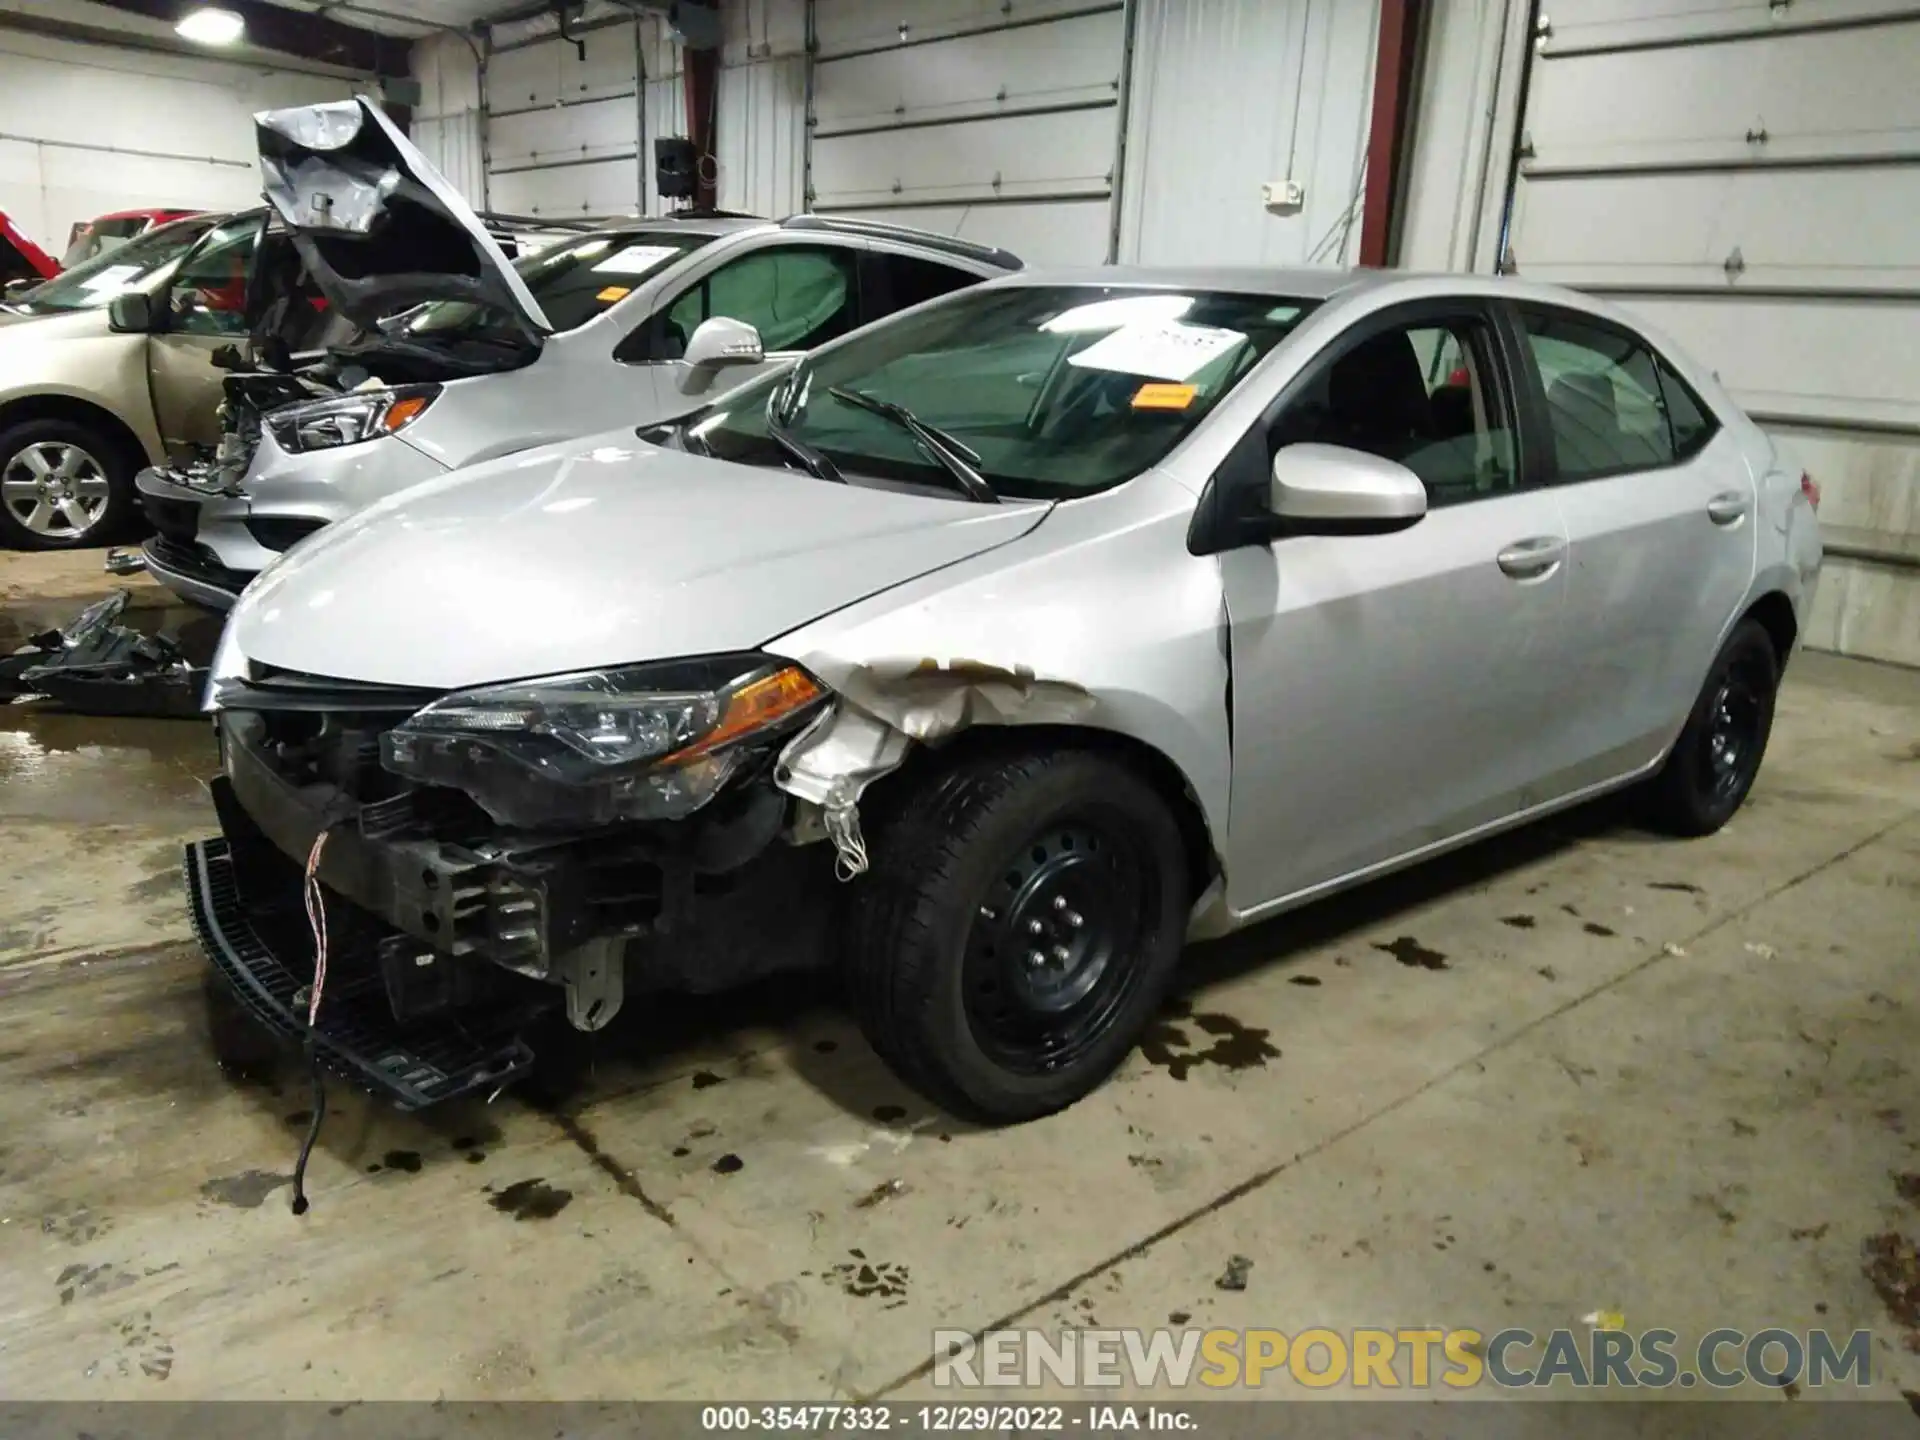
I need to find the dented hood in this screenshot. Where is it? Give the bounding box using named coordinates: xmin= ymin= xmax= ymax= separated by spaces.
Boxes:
xmin=226 ymin=433 xmax=1051 ymax=691
xmin=254 ymin=96 xmax=551 ymax=339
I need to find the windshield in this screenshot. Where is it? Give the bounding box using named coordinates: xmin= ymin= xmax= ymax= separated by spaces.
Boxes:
xmin=400 ymin=228 xmax=718 ymax=339
xmin=61 ymin=217 xmax=151 ymax=269
xmin=685 ymin=285 xmax=1317 ymax=500
xmin=10 ymin=215 xmax=217 ymax=315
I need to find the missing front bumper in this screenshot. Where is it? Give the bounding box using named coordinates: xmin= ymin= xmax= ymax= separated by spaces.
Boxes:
xmin=185 ymin=834 xmax=549 ymax=1110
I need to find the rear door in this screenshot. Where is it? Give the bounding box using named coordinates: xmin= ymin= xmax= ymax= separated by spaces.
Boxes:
xmin=1506 ymin=303 xmax=1755 ymax=790
xmin=147 ymin=214 xmax=267 ymax=456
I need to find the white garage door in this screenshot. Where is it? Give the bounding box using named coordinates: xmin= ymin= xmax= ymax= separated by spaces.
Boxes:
xmin=1504 ymin=0 xmax=1920 ymax=664
xmin=485 ymin=22 xmax=644 ymax=219
xmin=807 ymin=0 xmax=1125 ymax=265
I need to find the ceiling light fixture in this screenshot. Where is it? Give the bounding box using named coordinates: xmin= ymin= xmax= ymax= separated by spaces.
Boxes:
xmin=175 ymin=6 xmax=246 ymax=45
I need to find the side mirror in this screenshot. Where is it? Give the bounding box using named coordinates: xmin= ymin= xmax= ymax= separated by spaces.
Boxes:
xmin=1269 ymin=443 xmax=1427 ymax=534
xmin=107 ymin=291 xmax=155 ymax=334
xmin=682 ymin=316 xmax=764 ymax=369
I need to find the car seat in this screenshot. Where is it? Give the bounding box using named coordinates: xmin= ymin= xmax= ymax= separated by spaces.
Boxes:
xmin=1545 ymin=371 xmax=1621 ymax=473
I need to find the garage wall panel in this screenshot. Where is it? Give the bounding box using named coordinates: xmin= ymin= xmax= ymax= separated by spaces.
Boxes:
xmin=813 ymin=10 xmax=1123 ymax=130
xmin=1502 ymin=0 xmax=1920 ymax=664
xmin=484 ymin=23 xmax=642 ymax=218
xmin=807 ymin=0 xmax=1125 ymax=263
xmin=0 ymin=30 xmax=354 ymax=250
xmin=1115 ymin=0 xmax=1382 ymax=267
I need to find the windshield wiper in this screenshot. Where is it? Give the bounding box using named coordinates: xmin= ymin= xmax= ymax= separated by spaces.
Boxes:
xmin=763 ymin=388 xmax=844 ymax=483
xmin=826 ymin=387 xmax=998 ymax=504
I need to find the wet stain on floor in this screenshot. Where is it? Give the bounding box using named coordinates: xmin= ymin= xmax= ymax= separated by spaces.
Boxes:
xmin=691 ymin=1070 xmax=725 ymax=1090
xmin=711 ymin=1153 xmax=744 ymax=1175
xmin=827 ymin=1250 xmax=910 ymax=1306
xmin=812 ymin=1038 xmax=838 ymax=1054
xmin=487 ymin=1178 xmax=574 ymax=1221
xmin=1649 ymin=881 xmax=1703 ymax=893
xmin=1373 ymin=936 xmax=1450 ymax=970
xmin=381 ymin=1149 xmax=422 ymax=1174
xmin=1140 ymin=1002 xmax=1280 ymax=1082
xmin=1500 ymin=914 xmax=1537 ymax=930
xmin=199 ymin=1170 xmax=292 ymax=1209
xmin=1288 ymin=975 xmax=1323 ymax=987
xmin=57 ymin=1261 xmax=138 ymax=1305
xmin=1583 ymin=922 xmax=1617 ymax=937
xmin=872 ymin=1104 xmax=907 ymax=1124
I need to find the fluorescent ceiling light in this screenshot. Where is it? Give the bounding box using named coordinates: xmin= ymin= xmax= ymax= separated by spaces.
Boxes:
xmin=176 ymin=7 xmax=246 ymax=45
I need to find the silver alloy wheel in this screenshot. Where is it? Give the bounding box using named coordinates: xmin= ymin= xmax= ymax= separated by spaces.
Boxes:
xmin=0 ymin=440 xmax=111 ymax=539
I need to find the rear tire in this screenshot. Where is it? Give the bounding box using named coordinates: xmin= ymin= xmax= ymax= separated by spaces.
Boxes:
xmin=1643 ymin=619 xmax=1779 ymax=837
xmin=846 ymin=749 xmax=1188 ymax=1123
xmin=0 ymin=417 xmax=140 ymax=551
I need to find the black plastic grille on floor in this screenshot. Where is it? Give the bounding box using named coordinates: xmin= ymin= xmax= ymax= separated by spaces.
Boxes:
xmin=185 ymin=838 xmax=545 ymax=1110
xmin=144 ymin=535 xmax=252 ymax=592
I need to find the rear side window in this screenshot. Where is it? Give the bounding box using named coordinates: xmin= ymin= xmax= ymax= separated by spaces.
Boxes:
xmin=1519 ymin=311 xmax=1674 ymax=480
xmin=873 ymin=252 xmax=980 ymax=313
xmin=1656 ymin=358 xmax=1718 ymax=461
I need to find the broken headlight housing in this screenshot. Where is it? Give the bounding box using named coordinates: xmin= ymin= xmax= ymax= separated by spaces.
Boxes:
xmin=266 ymin=385 xmax=440 ymax=453
xmin=379 ymin=655 xmax=827 ymax=828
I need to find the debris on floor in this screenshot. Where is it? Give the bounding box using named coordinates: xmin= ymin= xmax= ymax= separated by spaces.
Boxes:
xmin=0 ymin=589 xmax=206 ymax=719
xmin=1582 ymin=1308 xmax=1628 ymax=1330
xmin=1215 ymin=1254 xmax=1252 ymax=1291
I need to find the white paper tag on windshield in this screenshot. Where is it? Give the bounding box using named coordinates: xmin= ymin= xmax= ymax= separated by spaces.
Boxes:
xmin=592 ymin=244 xmax=683 ymax=275
xmin=1068 ymin=321 xmax=1246 ymax=382
xmin=80 ymin=265 xmax=142 ymax=293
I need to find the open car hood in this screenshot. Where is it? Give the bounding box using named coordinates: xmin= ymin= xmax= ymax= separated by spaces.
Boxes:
xmin=254 ymin=96 xmax=552 ymax=341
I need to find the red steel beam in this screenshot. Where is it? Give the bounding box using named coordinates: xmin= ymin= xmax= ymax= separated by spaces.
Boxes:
xmin=1358 ymin=0 xmax=1421 ymax=267
xmin=683 ymin=4 xmax=720 ymax=211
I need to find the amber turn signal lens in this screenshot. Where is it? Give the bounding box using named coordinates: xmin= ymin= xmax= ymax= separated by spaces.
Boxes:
xmin=670 ymin=666 xmax=823 ymax=762
xmin=382 ymin=394 xmax=434 ymax=433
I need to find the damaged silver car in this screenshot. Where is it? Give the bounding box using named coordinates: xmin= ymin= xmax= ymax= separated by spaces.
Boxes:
xmin=135 ymin=97 xmax=1017 ymax=611
xmin=188 ymin=266 xmax=1822 ymax=1121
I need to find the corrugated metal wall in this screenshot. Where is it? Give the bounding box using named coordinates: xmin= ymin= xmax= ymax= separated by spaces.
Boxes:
xmin=1115 ymin=0 xmax=1382 ymax=267
xmin=717 ymin=0 xmax=809 ymax=216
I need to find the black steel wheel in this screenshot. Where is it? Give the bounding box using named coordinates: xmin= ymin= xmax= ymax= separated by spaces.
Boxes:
xmin=847 ymin=748 xmax=1188 ymax=1122
xmin=1645 ymin=618 xmax=1779 ymax=837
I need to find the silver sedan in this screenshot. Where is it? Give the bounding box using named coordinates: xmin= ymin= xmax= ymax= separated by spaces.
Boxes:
xmin=194 ymin=265 xmax=1823 ymax=1122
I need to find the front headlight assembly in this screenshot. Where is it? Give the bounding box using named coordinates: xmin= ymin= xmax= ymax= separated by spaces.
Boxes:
xmin=266 ymin=384 xmax=440 ymax=453
xmin=380 ymin=655 xmax=827 ymax=827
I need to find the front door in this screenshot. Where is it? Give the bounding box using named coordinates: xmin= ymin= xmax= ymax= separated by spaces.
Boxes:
xmin=146 ymin=214 xmax=265 ymax=457
xmin=1220 ymin=303 xmax=1574 ymax=914
xmin=1509 ymin=305 xmax=1758 ymax=790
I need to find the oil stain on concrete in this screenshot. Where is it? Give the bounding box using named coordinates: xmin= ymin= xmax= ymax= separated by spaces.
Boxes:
xmin=487 ymin=1178 xmax=573 ymax=1220
xmin=1141 ymin=999 xmax=1279 ymax=1082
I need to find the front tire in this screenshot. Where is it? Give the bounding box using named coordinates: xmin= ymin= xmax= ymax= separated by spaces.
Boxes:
xmin=0 ymin=417 xmax=139 ymax=551
xmin=846 ymin=749 xmax=1188 ymax=1123
xmin=1644 ymin=619 xmax=1779 ymax=836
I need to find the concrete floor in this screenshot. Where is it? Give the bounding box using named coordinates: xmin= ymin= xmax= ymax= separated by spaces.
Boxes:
xmin=1 ymin=546 xmax=1917 ymax=1409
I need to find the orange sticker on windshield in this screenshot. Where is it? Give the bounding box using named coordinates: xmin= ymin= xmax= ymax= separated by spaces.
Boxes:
xmin=1132 ymin=383 xmax=1197 ymax=411
xmin=595 ymin=285 xmax=632 ymax=303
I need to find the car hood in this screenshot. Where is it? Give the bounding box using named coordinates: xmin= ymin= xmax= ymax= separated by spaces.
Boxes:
xmin=227 ymin=433 xmax=1051 ymax=691
xmin=255 ymin=96 xmax=551 ymax=341
xmin=0 ymin=305 xmax=110 ymax=344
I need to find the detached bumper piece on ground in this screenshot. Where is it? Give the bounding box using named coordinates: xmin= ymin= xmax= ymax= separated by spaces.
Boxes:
xmin=0 ymin=589 xmax=206 ymax=718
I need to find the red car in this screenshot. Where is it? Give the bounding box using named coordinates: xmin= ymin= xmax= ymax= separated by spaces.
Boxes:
xmin=0 ymin=210 xmax=58 ymax=293
xmin=62 ymin=208 xmax=203 ymax=270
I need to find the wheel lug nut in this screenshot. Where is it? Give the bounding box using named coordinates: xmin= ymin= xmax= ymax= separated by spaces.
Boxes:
xmin=1051 ymin=945 xmax=1070 ymax=964
xmin=1027 ymin=918 xmax=1044 ymax=936
xmin=1065 ymin=910 xmax=1083 ymax=929
xmin=1052 ymin=895 xmax=1068 ymax=912
xmin=1026 ymin=949 xmax=1045 ymax=968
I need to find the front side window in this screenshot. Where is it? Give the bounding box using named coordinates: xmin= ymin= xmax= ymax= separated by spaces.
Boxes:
xmin=1520 ymin=311 xmax=1675 ymax=480
xmin=6 ymin=216 xmax=215 ymax=316
xmin=660 ymin=246 xmax=856 ymax=357
xmin=1266 ymin=315 xmax=1519 ymax=507
xmin=687 ymin=285 xmax=1316 ymax=501
xmin=164 ymin=216 xmax=266 ymax=336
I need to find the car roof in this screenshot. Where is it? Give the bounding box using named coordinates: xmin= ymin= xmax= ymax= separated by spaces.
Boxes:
xmin=990 ymin=264 xmax=1643 ymax=326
